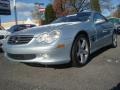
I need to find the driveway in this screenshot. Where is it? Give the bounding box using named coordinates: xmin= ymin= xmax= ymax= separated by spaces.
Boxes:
xmin=0 ymin=36 xmax=120 ymax=90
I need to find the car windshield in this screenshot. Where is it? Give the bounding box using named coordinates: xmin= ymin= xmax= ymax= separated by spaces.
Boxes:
xmin=8 ymin=24 xmax=36 ymax=33
xmin=52 ymin=12 xmax=91 ymax=23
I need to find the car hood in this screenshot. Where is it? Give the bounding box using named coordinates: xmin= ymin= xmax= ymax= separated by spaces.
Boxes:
xmin=12 ymin=22 xmax=81 ymax=36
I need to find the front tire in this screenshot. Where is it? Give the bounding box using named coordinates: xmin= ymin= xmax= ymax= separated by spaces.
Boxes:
xmin=71 ymin=34 xmax=90 ymax=67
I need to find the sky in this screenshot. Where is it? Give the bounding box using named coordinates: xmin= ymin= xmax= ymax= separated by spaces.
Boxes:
xmin=1 ymin=0 xmax=52 ymax=23
xmin=1 ymin=0 xmax=120 ymax=23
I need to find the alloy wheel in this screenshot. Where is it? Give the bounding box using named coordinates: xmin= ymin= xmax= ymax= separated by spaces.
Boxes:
xmin=113 ymin=33 xmax=117 ymax=47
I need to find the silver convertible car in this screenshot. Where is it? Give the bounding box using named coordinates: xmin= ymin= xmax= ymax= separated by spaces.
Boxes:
xmin=3 ymin=11 xmax=117 ymax=66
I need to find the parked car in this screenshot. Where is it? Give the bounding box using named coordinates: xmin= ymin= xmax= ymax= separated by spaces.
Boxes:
xmin=0 ymin=26 xmax=10 ymax=50
xmin=115 ymin=22 xmax=120 ymax=34
xmin=108 ymin=17 xmax=120 ymax=34
xmin=7 ymin=24 xmax=36 ymax=33
xmin=0 ymin=24 xmax=36 ymax=50
xmin=3 ymin=11 xmax=117 ymax=66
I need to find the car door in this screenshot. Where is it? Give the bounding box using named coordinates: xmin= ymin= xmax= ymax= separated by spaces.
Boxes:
xmin=93 ymin=13 xmax=112 ymax=48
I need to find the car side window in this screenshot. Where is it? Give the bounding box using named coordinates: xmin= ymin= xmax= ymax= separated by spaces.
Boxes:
xmin=94 ymin=13 xmax=107 ymax=24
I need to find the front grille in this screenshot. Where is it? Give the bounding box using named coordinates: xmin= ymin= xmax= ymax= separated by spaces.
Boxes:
xmin=7 ymin=53 xmax=36 ymax=60
xmin=8 ymin=35 xmax=33 ymax=45
xmin=0 ymin=35 xmax=4 ymax=40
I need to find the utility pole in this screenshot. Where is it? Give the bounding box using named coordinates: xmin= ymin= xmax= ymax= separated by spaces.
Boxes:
xmin=13 ymin=0 xmax=18 ymax=25
xmin=0 ymin=16 xmax=1 ymax=26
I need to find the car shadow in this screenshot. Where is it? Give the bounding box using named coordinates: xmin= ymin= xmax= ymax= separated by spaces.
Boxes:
xmin=23 ymin=63 xmax=71 ymax=69
xmin=24 ymin=46 xmax=112 ymax=69
xmin=87 ymin=46 xmax=111 ymax=64
xmin=110 ymin=83 xmax=120 ymax=90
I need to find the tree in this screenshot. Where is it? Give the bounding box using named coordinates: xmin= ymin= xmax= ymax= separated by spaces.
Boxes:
xmin=90 ymin=0 xmax=101 ymax=12
xmin=112 ymin=5 xmax=120 ymax=18
xmin=70 ymin=0 xmax=90 ymax=12
xmin=53 ymin=0 xmax=91 ymax=17
xmin=53 ymin=0 xmax=116 ymax=17
xmin=53 ymin=0 xmax=69 ymax=17
xmin=45 ymin=4 xmax=56 ymax=24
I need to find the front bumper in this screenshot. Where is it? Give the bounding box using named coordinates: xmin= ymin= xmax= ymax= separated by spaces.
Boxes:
xmin=3 ymin=39 xmax=72 ymax=65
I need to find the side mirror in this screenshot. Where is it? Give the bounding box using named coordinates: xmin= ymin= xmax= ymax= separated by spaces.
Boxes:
xmin=95 ymin=19 xmax=105 ymax=24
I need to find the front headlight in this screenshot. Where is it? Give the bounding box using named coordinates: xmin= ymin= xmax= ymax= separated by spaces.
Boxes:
xmin=36 ymin=30 xmax=61 ymax=43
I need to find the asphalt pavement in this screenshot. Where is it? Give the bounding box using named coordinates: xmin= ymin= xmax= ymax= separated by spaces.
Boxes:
xmin=0 ymin=36 xmax=120 ymax=90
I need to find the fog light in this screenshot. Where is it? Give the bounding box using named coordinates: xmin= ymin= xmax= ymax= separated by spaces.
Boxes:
xmin=42 ymin=54 xmax=48 ymax=58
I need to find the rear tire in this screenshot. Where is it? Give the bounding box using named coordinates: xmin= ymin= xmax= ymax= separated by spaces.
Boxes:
xmin=71 ymin=34 xmax=90 ymax=67
xmin=111 ymin=32 xmax=117 ymax=48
